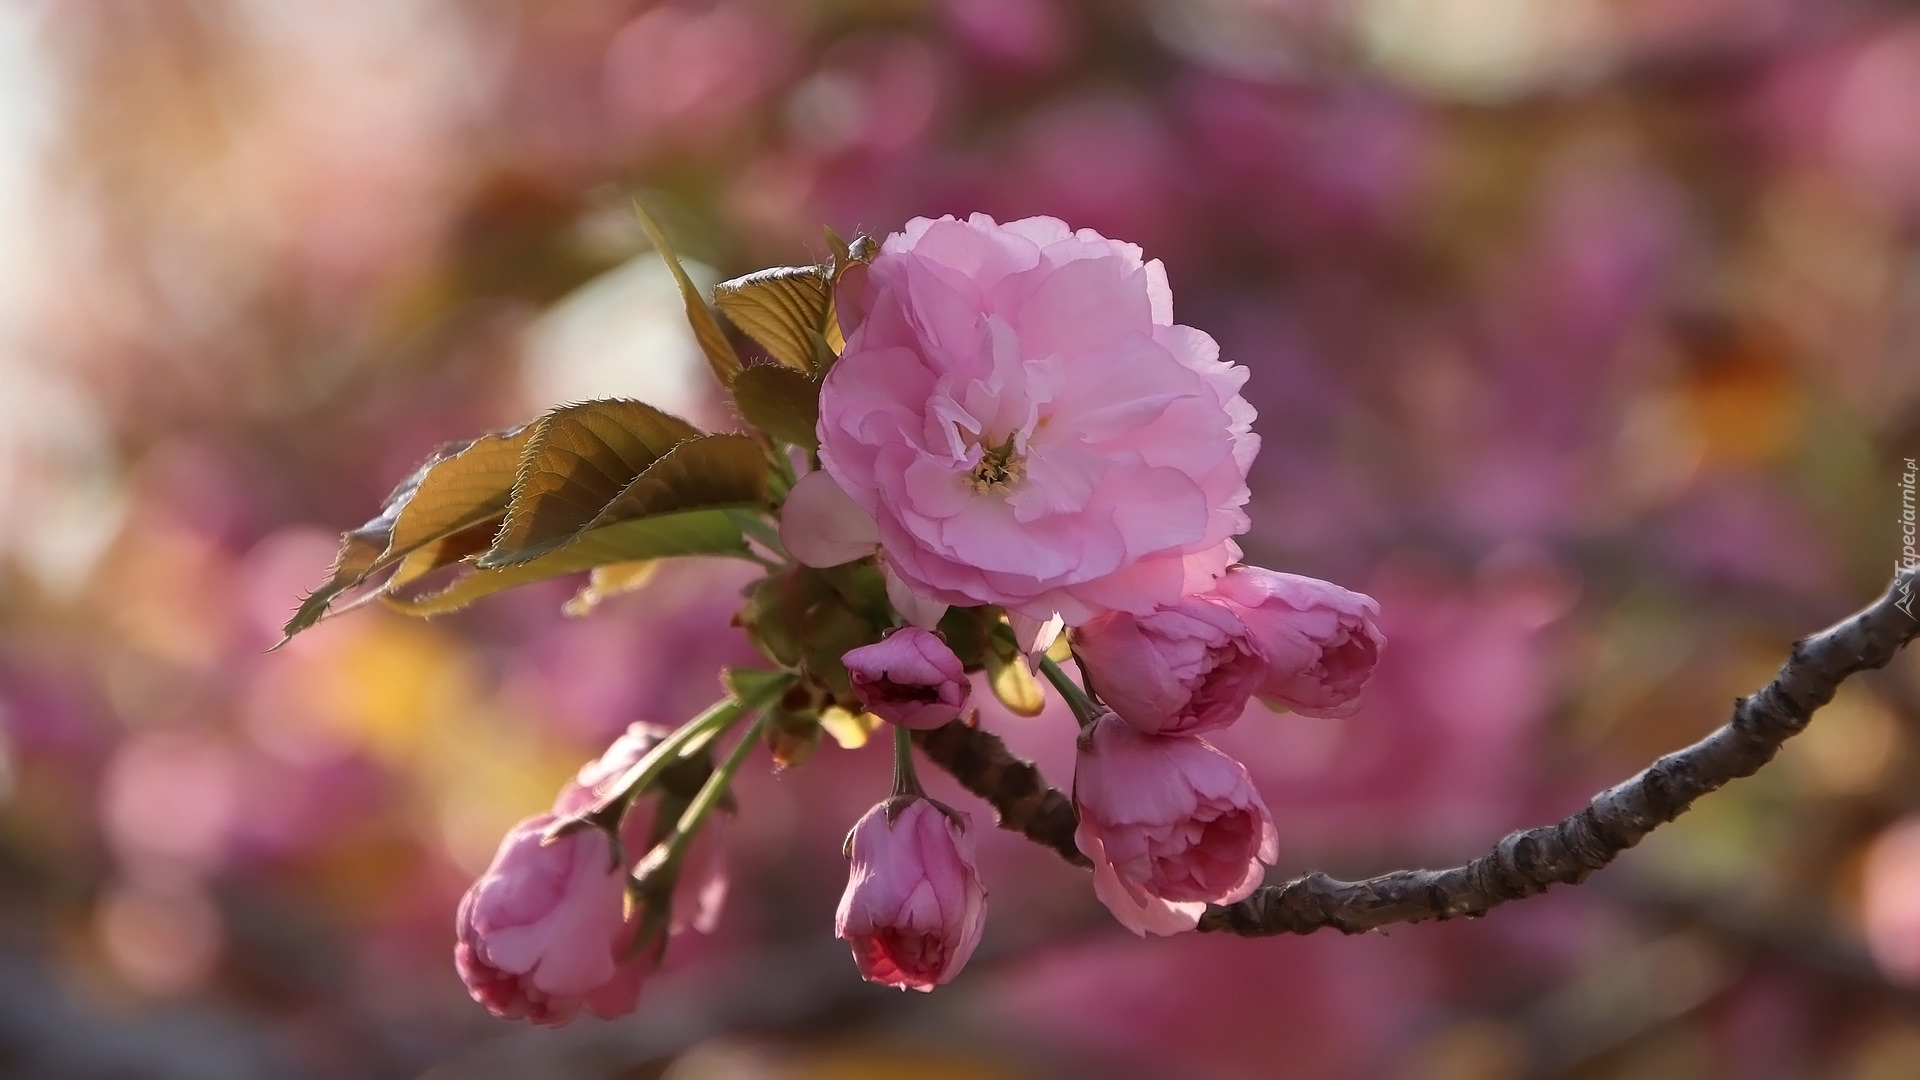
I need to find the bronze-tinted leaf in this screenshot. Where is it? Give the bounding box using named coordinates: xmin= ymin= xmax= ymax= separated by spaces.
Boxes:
xmin=713 ymin=264 xmax=832 ymax=372
xmin=385 ymin=508 xmax=753 ymax=617
xmin=634 ymin=202 xmax=741 ymax=387
xmin=380 ymin=426 xmax=532 ymax=560
xmin=986 ymin=646 xmax=1046 ymax=717
xmin=386 ymin=518 xmax=501 ymax=590
xmin=482 ymin=399 xmax=700 ymax=567
xmin=584 ymin=434 xmax=768 ymax=528
xmin=562 ymin=560 xmax=660 ymax=617
xmin=728 ymin=365 xmax=821 ymax=450
xmin=280 ymin=427 xmax=530 ymax=641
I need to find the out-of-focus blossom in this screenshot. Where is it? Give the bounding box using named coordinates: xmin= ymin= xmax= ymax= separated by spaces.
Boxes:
xmin=1861 ymin=816 xmax=1920 ymax=984
xmin=786 ymin=213 xmax=1257 ymax=628
xmin=1072 ymin=714 xmax=1276 ymax=935
xmin=603 ymin=1 xmax=793 ymax=154
xmin=843 ymin=628 xmax=971 ymax=730
xmin=1073 ymin=594 xmax=1263 ymax=735
xmin=940 ymin=0 xmax=1073 ymax=73
xmin=1217 ymin=566 xmax=1384 ymax=719
xmin=454 ymin=815 xmax=646 ymax=1025
xmin=836 ymin=797 xmax=987 ymax=991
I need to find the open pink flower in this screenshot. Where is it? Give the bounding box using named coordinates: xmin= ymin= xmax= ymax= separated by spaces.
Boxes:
xmin=1216 ymin=566 xmax=1384 ymax=719
xmin=1073 ymin=714 xmax=1277 ymax=935
xmin=454 ymin=815 xmax=646 ymax=1025
xmin=1073 ymin=594 xmax=1264 ymax=734
xmin=555 ymin=723 xmax=730 ymax=936
xmin=836 ymin=797 xmax=988 ymax=991
xmin=782 ymin=213 xmax=1257 ymax=628
xmin=843 ymin=628 xmax=972 ymax=730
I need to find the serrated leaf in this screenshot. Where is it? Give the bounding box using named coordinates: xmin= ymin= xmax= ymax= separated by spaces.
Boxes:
xmin=380 ymin=426 xmax=532 ymax=559
xmin=387 ymin=518 xmax=500 ymax=590
xmin=281 ymin=427 xmax=531 ymax=641
xmin=634 ymin=201 xmax=741 ymax=386
xmin=562 ymin=560 xmax=659 ymax=617
xmin=482 ymin=399 xmax=700 ymax=567
xmin=730 ymin=365 xmax=821 ymax=450
xmin=986 ymin=646 xmax=1046 ymax=717
xmin=384 ymin=509 xmax=753 ymax=616
xmin=713 ymin=264 xmax=832 ymax=372
xmin=583 ymin=434 xmax=767 ymax=528
xmin=283 ymin=529 xmax=385 ymax=642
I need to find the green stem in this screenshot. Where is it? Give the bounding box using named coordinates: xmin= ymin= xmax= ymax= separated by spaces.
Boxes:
xmin=1039 ymin=655 xmax=1103 ymax=728
xmin=891 ymin=724 xmax=926 ymax=799
xmin=557 ymin=672 xmax=792 ymax=833
xmin=652 ymin=705 xmax=777 ymax=869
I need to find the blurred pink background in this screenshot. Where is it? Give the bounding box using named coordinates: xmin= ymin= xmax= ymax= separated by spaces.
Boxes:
xmin=1 ymin=2 xmax=1918 ymax=1077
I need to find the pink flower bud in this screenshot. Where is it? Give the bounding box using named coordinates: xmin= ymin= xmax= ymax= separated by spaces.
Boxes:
xmin=842 ymin=628 xmax=971 ymax=730
xmin=554 ymin=722 xmax=670 ymax=818
xmin=554 ymin=723 xmax=730 ymax=936
xmin=1072 ymin=714 xmax=1278 ymax=935
xmin=1073 ymin=595 xmax=1264 ymax=734
xmin=1216 ymin=566 xmax=1384 ymax=719
xmin=835 ymin=798 xmax=988 ymax=991
xmin=454 ymin=815 xmax=646 ymax=1025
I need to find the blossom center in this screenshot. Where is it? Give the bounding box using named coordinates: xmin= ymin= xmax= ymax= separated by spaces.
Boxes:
xmin=967 ymin=436 xmax=1026 ymax=495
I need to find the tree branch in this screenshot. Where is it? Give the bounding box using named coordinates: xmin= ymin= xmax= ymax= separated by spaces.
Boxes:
xmin=917 ymin=571 xmax=1920 ymax=937
xmin=912 ymin=720 xmax=1089 ymax=868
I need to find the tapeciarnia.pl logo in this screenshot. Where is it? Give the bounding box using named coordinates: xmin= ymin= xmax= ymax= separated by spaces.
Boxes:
xmin=1900 ymin=457 xmax=1916 ymax=619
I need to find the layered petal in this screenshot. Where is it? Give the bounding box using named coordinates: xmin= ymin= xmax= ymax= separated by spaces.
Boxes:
xmin=1216 ymin=566 xmax=1385 ymax=719
xmin=843 ymin=628 xmax=972 ymax=730
xmin=1071 ymin=715 xmax=1277 ymax=935
xmin=1074 ymin=595 xmax=1264 ymax=734
xmin=835 ymin=798 xmax=988 ymax=990
xmin=817 ymin=213 xmax=1258 ymax=626
xmin=454 ymin=815 xmax=645 ymax=1025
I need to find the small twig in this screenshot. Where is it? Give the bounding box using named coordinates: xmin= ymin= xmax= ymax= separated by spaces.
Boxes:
xmin=918 ymin=571 xmax=1920 ymax=937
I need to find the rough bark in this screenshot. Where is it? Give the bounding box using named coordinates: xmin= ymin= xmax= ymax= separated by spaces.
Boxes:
xmin=915 ymin=571 xmax=1920 ymax=937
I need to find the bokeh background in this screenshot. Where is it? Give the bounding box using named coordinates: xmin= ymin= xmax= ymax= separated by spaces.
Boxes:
xmin=2 ymin=1 xmax=1918 ymax=1077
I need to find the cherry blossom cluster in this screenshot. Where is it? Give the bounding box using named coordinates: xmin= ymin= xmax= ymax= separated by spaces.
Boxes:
xmin=788 ymin=214 xmax=1384 ymax=983
xmin=428 ymin=213 xmax=1382 ymax=1018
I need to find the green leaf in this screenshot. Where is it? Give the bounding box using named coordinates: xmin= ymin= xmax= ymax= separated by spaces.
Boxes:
xmin=729 ymin=365 xmax=821 ymax=450
xmin=384 ymin=509 xmax=754 ymax=616
xmin=281 ymin=426 xmax=532 ymax=641
xmin=482 ymin=399 xmax=700 ymax=566
xmin=634 ymin=201 xmax=741 ymax=387
xmin=712 ymin=264 xmax=832 ymax=372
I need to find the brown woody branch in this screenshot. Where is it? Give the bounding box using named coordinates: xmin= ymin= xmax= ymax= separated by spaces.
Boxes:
xmin=913 ymin=720 xmax=1089 ymax=868
xmin=917 ymin=571 xmax=1920 ymax=937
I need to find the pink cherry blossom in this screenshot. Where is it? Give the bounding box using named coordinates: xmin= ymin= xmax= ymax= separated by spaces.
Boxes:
xmin=836 ymin=797 xmax=988 ymax=991
xmin=784 ymin=212 xmax=1258 ymax=628
xmin=1073 ymin=593 xmax=1264 ymax=734
xmin=1216 ymin=565 xmax=1384 ymax=719
xmin=555 ymin=722 xmax=730 ymax=936
xmin=454 ymin=815 xmax=646 ymax=1025
xmin=842 ymin=628 xmax=972 ymax=730
xmin=1072 ymin=714 xmax=1277 ymax=935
